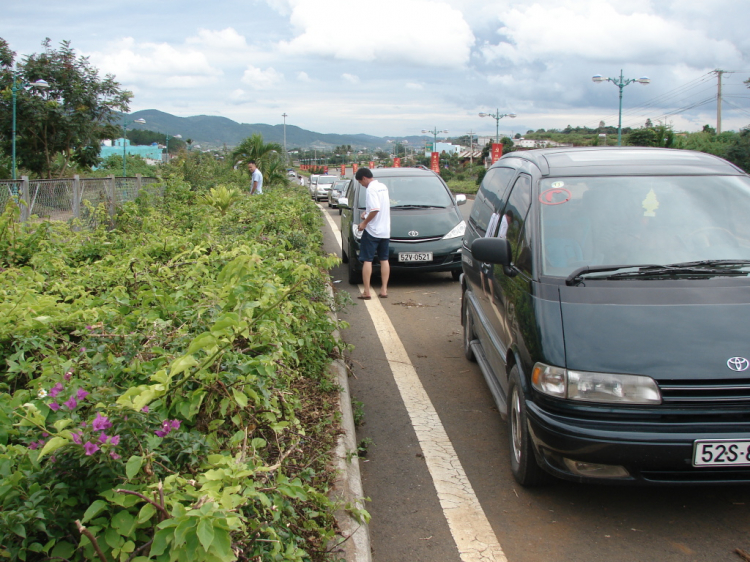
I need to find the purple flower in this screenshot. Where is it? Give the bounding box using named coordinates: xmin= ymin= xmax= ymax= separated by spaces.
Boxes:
xmin=155 ymin=429 xmax=168 ymax=437
xmin=64 ymin=371 xmax=72 ymax=381
xmin=110 ymin=452 xmax=121 ymax=460
xmin=110 ymin=435 xmax=120 ymax=446
xmin=64 ymin=397 xmax=78 ymax=410
xmin=49 ymin=383 xmax=64 ymax=398
xmin=42 ymin=433 xmax=49 ymax=438
xmin=71 ymin=432 xmax=82 ymax=445
xmin=80 ymin=421 xmax=87 ymax=427
xmin=99 ymin=432 xmax=109 ymax=443
xmin=86 ymin=325 xmax=93 ymax=330
xmin=49 ymin=402 xmax=60 ymax=411
xmin=141 ymin=406 xmax=149 ymax=413
xmin=80 ymin=347 xmax=87 ymax=353
xmin=29 ymin=441 xmax=39 ymax=450
xmin=76 ymin=388 xmax=90 ymax=401
xmin=91 ymin=413 xmax=112 ymax=431
xmin=83 ymin=442 xmax=99 ymax=456
xmin=170 ymin=420 xmax=181 ymax=430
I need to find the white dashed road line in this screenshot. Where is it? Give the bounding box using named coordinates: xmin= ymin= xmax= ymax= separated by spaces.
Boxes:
xmin=320 ymin=204 xmax=507 ymax=562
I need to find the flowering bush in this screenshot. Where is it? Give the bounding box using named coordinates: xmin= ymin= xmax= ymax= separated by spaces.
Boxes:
xmin=0 ymin=180 xmax=351 ymax=561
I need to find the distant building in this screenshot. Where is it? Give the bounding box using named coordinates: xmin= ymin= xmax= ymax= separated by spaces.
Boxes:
xmin=99 ymin=138 xmax=163 ymax=165
xmin=425 ymin=142 xmax=461 ymax=156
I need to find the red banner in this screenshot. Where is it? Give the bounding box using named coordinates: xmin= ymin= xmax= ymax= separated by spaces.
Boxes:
xmin=369 ymin=161 xmax=375 ymax=168
xmin=352 ymin=163 xmax=358 ymax=174
xmin=431 ymin=152 xmax=440 ymax=173
xmin=393 ymin=157 xmax=401 ymax=168
xmin=324 ymin=165 xmax=329 ymax=174
xmin=491 ymin=143 xmax=503 ymax=164
xmin=340 ymin=164 xmax=346 ymax=176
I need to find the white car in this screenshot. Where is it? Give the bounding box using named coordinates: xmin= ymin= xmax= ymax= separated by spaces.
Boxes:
xmin=312 ymin=175 xmax=339 ymax=201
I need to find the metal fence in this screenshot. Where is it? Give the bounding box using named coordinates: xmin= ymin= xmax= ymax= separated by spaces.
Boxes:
xmin=0 ymin=175 xmax=161 ymax=224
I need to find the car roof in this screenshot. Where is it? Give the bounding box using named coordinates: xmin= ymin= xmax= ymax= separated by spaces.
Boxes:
xmin=496 ymin=147 xmax=746 ymax=177
xmin=370 ymin=167 xmax=441 ymax=178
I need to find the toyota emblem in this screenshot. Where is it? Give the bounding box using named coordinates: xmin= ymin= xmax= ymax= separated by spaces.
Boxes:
xmin=408 ymin=230 xmax=419 ymax=237
xmin=727 ymin=357 xmax=750 ymax=372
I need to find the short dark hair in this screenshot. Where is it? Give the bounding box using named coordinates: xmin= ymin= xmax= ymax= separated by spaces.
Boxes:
xmin=247 ymin=160 xmax=257 ymax=166
xmin=355 ymin=167 xmax=373 ymax=180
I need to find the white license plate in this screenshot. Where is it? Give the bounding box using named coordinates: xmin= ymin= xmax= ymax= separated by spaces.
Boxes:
xmin=693 ymin=439 xmax=750 ymax=467
xmin=399 ymin=252 xmax=433 ymax=262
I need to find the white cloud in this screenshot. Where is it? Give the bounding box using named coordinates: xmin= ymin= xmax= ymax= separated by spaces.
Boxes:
xmin=88 ymin=37 xmax=222 ymax=89
xmin=277 ymin=0 xmax=474 ymax=68
xmin=240 ymin=65 xmax=284 ymax=89
xmin=406 ymin=82 xmax=424 ymax=90
xmin=480 ymin=1 xmax=743 ymax=68
xmin=342 ymin=73 xmax=360 ymax=84
xmin=186 ymin=28 xmax=250 ymax=52
xmin=297 ymin=71 xmax=312 ymax=82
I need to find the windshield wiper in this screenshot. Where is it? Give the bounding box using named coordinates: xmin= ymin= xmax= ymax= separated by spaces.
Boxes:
xmin=565 ymin=264 xmax=657 ymax=286
xmin=392 ymin=204 xmax=446 ymax=209
xmin=566 ymin=263 xmax=749 ymax=285
xmin=664 ymin=259 xmax=750 ymax=269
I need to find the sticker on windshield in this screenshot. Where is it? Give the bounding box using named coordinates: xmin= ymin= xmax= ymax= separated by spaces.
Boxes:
xmin=539 ymin=187 xmax=571 ymax=205
xmin=551 ymin=181 xmax=565 ymax=188
xmin=642 ymin=188 xmax=659 ymax=217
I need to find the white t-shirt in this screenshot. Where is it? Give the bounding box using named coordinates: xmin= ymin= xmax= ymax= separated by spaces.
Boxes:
xmin=498 ymin=214 xmax=509 ymax=238
xmin=252 ymin=169 xmax=263 ymax=194
xmin=364 ymin=179 xmax=391 ymax=239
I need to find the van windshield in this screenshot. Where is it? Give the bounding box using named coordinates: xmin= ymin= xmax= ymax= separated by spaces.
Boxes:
xmin=539 ymin=175 xmax=750 ymax=277
xmin=356 ymin=176 xmax=452 ymax=208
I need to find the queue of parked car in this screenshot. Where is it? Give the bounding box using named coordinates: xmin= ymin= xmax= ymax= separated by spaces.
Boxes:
xmin=322 ymin=148 xmax=750 ymax=488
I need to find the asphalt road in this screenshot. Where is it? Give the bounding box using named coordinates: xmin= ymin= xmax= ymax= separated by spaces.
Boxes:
xmin=318 ymin=198 xmax=750 ymax=562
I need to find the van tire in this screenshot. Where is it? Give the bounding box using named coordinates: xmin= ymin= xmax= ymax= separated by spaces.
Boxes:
xmin=462 ymin=296 xmax=476 ymax=362
xmin=508 ymin=366 xmax=550 ymax=487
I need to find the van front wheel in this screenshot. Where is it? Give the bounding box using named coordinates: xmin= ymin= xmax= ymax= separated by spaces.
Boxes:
xmin=508 ymin=366 xmax=549 ymax=487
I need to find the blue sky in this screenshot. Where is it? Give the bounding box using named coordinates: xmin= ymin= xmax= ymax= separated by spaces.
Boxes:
xmin=3 ymin=0 xmax=750 ymax=138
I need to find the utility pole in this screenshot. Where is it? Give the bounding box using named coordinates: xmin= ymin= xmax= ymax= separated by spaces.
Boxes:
xmin=281 ymin=113 xmax=288 ymax=164
xmin=714 ymin=70 xmax=726 ymax=134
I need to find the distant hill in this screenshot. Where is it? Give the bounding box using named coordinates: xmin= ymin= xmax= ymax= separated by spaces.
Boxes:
xmin=125 ymin=109 xmax=426 ymax=151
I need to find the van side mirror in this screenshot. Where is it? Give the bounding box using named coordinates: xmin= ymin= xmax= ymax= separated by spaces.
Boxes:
xmin=338 ymin=197 xmax=349 ymax=209
xmin=455 ymin=194 xmax=467 ymax=206
xmin=471 ymin=237 xmax=512 ymax=266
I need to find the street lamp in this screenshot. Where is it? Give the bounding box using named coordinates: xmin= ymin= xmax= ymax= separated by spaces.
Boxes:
xmin=478 ymin=110 xmax=516 ymax=144
xmin=165 ymin=133 xmax=182 ymax=163
xmin=281 ymin=112 xmax=288 ymax=165
xmin=592 ymin=70 xmax=650 ymax=146
xmin=122 ymin=117 xmax=146 ymax=176
xmin=421 ymin=128 xmax=448 ymax=153
xmin=11 ymin=75 xmax=49 ymax=180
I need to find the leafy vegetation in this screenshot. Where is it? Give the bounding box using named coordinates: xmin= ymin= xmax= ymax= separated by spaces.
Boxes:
xmin=0 ymin=173 xmax=357 ymax=561
xmin=0 ymin=38 xmax=131 ymax=179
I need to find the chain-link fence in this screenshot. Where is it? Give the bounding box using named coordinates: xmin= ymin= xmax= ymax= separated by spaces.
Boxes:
xmin=0 ymin=175 xmax=161 ymax=225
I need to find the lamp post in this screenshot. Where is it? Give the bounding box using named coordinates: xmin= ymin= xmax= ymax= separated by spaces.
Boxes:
xmin=592 ymin=70 xmax=650 ymax=146
xmin=11 ymin=74 xmax=49 ymax=180
xmin=478 ymin=110 xmax=516 ymax=144
xmin=165 ymin=133 xmax=182 ymax=163
xmin=421 ymin=127 xmax=448 ymax=153
xmin=122 ymin=117 xmax=146 ymax=176
xmin=281 ymin=112 xmax=288 ymax=165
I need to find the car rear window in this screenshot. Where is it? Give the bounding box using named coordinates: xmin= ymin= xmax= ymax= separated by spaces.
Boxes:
xmin=356 ymin=176 xmax=453 ymax=208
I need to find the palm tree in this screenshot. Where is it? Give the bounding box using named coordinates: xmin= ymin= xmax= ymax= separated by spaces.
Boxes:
xmin=232 ymin=133 xmax=283 ymax=169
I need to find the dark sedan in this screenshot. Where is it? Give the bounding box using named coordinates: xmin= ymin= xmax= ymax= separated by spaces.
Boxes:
xmin=339 ymin=168 xmax=466 ymax=284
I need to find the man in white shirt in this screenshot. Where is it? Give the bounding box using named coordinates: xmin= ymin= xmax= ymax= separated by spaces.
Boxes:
xmin=355 ymin=168 xmax=390 ymax=299
xmin=248 ymin=161 xmax=263 ymax=195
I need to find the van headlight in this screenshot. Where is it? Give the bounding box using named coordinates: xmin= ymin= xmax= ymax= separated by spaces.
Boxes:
xmin=442 ymin=220 xmax=466 ymax=240
xmin=352 ymin=223 xmax=363 ymax=240
xmin=531 ymin=363 xmax=661 ymax=404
